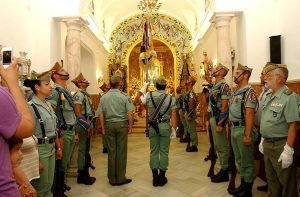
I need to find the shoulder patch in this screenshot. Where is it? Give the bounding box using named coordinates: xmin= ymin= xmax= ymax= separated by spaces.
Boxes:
xmin=245 ymin=88 xmax=257 ymax=103
xmin=283 ymin=89 xmax=293 ymax=95
xmin=221 ymin=83 xmax=231 ymax=96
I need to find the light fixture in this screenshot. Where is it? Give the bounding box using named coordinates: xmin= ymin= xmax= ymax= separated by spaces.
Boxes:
xmin=96 ymin=70 xmax=104 ymax=85
xmin=137 ymin=0 xmax=162 ymax=13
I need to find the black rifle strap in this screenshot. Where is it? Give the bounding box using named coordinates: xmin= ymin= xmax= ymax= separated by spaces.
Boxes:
xmin=162 ymin=96 xmax=172 ymax=117
xmin=31 ymin=104 xmax=46 ymax=138
xmin=150 ymin=92 xmax=172 ymax=120
xmin=150 ymin=92 xmax=168 ymax=120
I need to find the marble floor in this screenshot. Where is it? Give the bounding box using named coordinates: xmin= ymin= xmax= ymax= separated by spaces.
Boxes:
xmin=65 ymin=131 xmax=297 ymax=197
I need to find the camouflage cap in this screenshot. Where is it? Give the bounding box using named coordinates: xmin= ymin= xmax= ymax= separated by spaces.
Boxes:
xmin=50 ymin=62 xmax=63 ymax=74
xmin=30 ymin=70 xmax=51 ymax=81
xmin=236 ymin=63 xmax=253 ymax=73
xmin=263 ymin=63 xmax=287 ymax=74
xmin=110 ymin=74 xmax=121 ymax=84
xmin=71 ymin=73 xmax=89 ymax=85
xmin=155 ymin=75 xmax=167 ymax=86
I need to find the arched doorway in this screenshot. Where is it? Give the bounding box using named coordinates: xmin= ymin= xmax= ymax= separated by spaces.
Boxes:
xmin=128 ymin=39 xmax=175 ymax=131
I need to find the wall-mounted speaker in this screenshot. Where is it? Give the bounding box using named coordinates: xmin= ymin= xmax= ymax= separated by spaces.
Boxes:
xmin=269 ymin=35 xmax=281 ymax=64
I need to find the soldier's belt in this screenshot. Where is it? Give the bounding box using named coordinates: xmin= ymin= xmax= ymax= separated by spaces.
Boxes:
xmin=38 ymin=137 xmax=55 ymax=144
xmin=62 ymin=125 xmax=74 ymax=131
xmin=264 ymin=137 xmax=287 ymax=142
xmin=231 ymin=121 xmax=245 ymax=127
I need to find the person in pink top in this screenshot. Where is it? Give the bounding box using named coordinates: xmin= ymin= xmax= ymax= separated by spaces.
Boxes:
xmin=0 ymin=56 xmax=34 ymax=196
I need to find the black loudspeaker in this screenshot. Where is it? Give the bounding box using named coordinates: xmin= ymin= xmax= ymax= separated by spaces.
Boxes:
xmin=269 ymin=35 xmax=281 ymax=64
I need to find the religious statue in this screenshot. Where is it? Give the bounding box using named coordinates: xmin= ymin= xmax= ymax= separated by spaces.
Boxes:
xmin=201 ymin=51 xmax=213 ymax=84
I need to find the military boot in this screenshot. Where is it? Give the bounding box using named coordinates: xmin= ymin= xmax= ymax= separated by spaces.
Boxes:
xmin=211 ymin=169 xmax=229 ymax=183
xmin=180 ymin=136 xmax=188 ymax=143
xmin=158 ymin=170 xmax=168 ymax=186
xmin=234 ymin=182 xmax=253 ymax=197
xmin=77 ymin=170 xmax=96 ymax=185
xmin=210 ymin=168 xmax=223 ymax=179
xmin=63 ymin=182 xmax=71 ymax=191
xmin=229 ymin=178 xmax=246 ymax=195
xmin=102 ymin=147 xmax=108 ymax=153
xmin=186 ymin=145 xmax=198 ymax=152
xmin=152 ymin=169 xmax=159 ymax=187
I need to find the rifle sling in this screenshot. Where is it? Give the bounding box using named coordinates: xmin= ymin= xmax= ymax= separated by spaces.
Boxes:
xmin=150 ymin=92 xmax=171 ymax=120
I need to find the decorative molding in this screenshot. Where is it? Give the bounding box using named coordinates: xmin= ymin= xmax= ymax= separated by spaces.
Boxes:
xmin=108 ymin=12 xmax=193 ymax=89
xmin=54 ymin=16 xmax=88 ymax=33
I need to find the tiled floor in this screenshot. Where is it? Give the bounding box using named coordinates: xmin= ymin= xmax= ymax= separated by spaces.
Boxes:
xmin=65 ymin=131 xmax=295 ymax=197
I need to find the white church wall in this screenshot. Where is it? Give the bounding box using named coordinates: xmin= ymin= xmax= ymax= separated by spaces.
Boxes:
xmin=0 ymin=0 xmax=80 ymax=72
xmin=0 ymin=0 xmax=52 ymax=71
xmin=81 ymin=28 xmax=109 ymax=94
xmin=214 ymin=0 xmax=300 ymax=82
xmin=193 ymin=25 xmax=217 ymax=93
xmin=0 ymin=0 xmax=109 ymax=91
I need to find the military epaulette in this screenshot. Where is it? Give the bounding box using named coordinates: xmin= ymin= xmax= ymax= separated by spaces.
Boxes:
xmin=283 ymin=89 xmax=293 ymax=96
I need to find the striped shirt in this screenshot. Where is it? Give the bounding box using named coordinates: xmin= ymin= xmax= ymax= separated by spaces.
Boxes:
xmin=19 ymin=136 xmax=40 ymax=181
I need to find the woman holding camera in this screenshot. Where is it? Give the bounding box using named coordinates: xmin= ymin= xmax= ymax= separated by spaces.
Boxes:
xmin=24 ymin=70 xmax=62 ymax=197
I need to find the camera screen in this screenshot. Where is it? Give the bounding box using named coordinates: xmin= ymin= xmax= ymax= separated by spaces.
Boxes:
xmin=2 ymin=51 xmax=12 ymax=64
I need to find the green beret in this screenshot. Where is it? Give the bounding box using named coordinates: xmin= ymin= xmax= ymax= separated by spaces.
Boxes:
xmin=237 ymin=63 xmax=253 ymax=73
xmin=110 ymin=74 xmax=121 ymax=84
xmin=155 ymin=75 xmax=167 ymax=86
xmin=264 ymin=63 xmax=287 ymax=74
xmin=30 ymin=70 xmax=51 ymax=81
